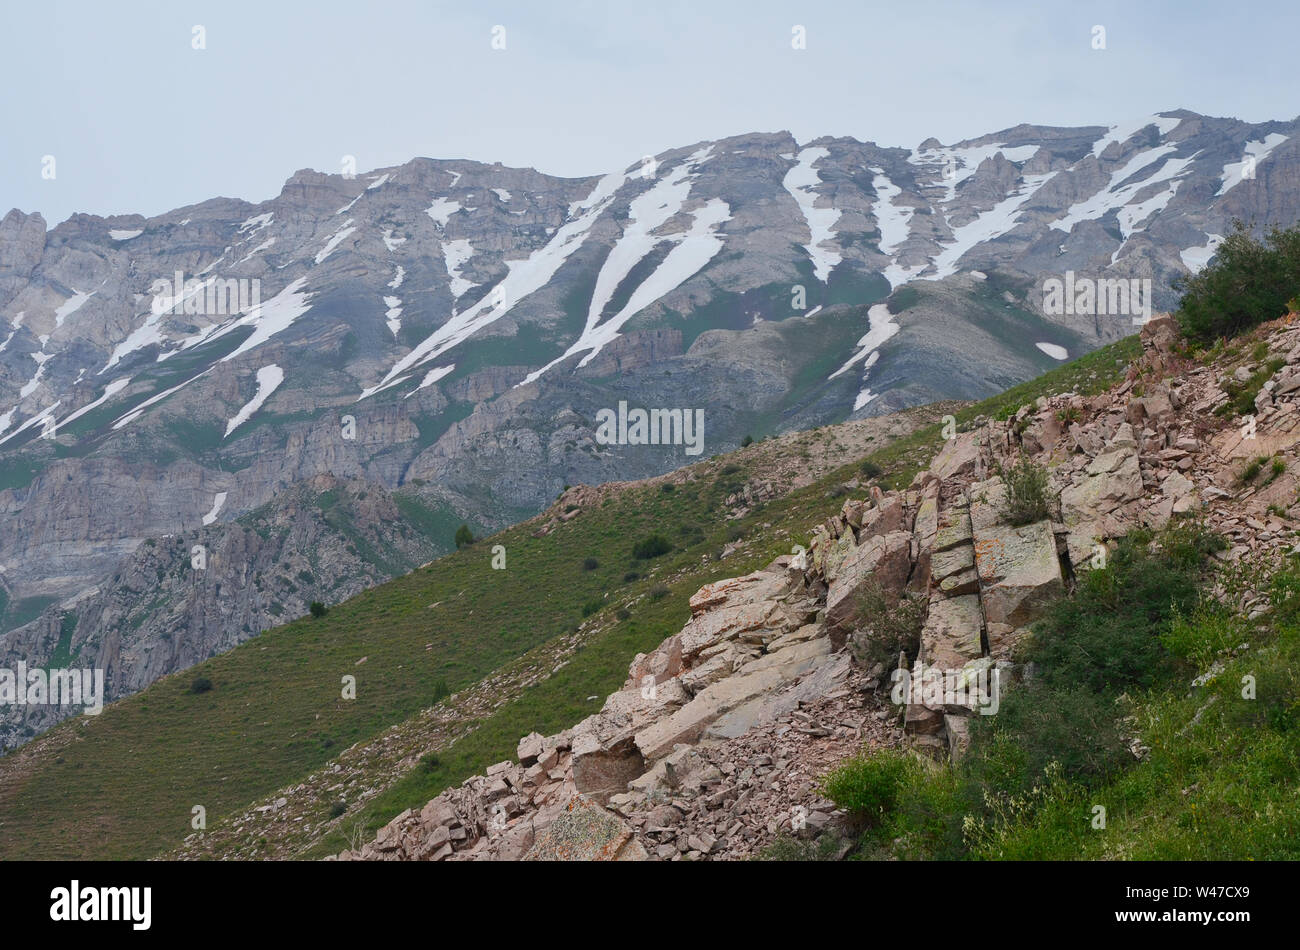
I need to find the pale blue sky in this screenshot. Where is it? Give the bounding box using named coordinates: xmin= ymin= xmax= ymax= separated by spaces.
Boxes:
xmin=2 ymin=0 xmax=1296 ymax=226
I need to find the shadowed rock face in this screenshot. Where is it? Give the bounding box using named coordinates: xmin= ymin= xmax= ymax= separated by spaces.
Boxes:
xmin=2 ymin=114 xmax=1298 ymax=749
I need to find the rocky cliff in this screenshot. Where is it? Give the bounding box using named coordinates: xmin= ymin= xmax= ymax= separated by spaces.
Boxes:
xmin=338 ymin=311 xmax=1300 ymax=860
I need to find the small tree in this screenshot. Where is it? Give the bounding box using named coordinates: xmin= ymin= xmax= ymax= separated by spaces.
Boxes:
xmin=1001 ymin=458 xmax=1053 ymax=526
xmin=309 ymin=601 xmax=328 ymax=619
xmin=1174 ymin=220 xmax=1300 ymax=342
xmin=454 ymin=524 xmax=476 ymax=548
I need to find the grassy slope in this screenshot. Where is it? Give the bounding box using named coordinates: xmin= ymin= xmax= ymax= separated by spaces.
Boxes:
xmin=0 ymin=336 xmax=1140 ymax=861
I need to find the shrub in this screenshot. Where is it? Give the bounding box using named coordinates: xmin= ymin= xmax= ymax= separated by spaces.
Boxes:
xmin=967 ymin=682 xmax=1131 ymax=794
xmin=1018 ymin=528 xmax=1207 ymax=694
xmin=581 ymin=557 xmax=599 ymax=571
xmin=581 ymin=600 xmax=603 ymax=617
xmin=1001 ymin=458 xmax=1053 ymax=526
xmin=189 ymin=676 xmax=213 ymax=694
xmin=754 ymin=834 xmax=843 ymax=861
xmin=648 ymin=584 xmax=670 ymax=601
xmin=453 ymin=524 xmax=476 ymax=548
xmin=1161 ymin=601 xmax=1245 ymax=672
xmin=328 ymin=802 xmax=347 ymax=819
xmin=632 ymin=534 xmax=672 ymax=560
xmin=820 ymin=750 xmax=913 ymax=828
xmin=418 ymin=753 xmax=441 ymax=773
xmin=741 ymin=434 xmax=754 ymax=447
xmin=1240 ymin=456 xmax=1267 ymax=483
xmin=859 ymin=460 xmax=882 ymax=479
xmin=622 ymin=571 xmax=640 ymax=583
xmin=309 ymin=601 xmax=328 ymax=619
xmin=1174 ymin=220 xmax=1300 ymax=343
xmin=849 ymin=582 xmax=924 ymax=669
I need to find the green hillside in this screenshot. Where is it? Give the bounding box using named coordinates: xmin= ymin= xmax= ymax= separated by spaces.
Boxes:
xmin=0 ymin=336 xmax=1140 ymax=860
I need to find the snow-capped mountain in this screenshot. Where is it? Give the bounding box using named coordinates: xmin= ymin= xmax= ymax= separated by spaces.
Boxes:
xmin=1 ymin=108 xmax=1297 ymax=742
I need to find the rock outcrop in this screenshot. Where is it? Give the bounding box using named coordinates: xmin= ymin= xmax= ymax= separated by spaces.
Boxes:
xmin=340 ymin=309 xmax=1300 ymax=859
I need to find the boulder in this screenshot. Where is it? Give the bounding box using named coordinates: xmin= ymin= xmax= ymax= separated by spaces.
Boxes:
xmin=524 ymin=797 xmax=647 ymax=861
xmin=932 ymin=432 xmax=981 ymax=481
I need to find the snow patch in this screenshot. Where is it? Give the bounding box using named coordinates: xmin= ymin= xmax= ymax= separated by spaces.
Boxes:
xmin=55 ymin=377 xmax=132 ymax=430
xmin=407 ymin=363 xmax=456 ymax=397
xmin=202 ymin=491 xmax=228 ymax=526
xmin=1180 ymin=233 xmax=1225 ymax=272
xmin=219 ymin=278 xmax=313 ymax=363
xmin=111 ymin=372 xmax=208 ymax=430
xmin=315 ymin=220 xmax=356 ymax=264
xmin=782 ymin=147 xmax=841 ymax=283
xmin=1036 ymin=342 xmax=1069 ymax=360
xmin=441 ymin=239 xmax=477 ymax=297
xmin=383 ymin=229 xmax=407 ymax=252
xmin=426 ymin=197 xmax=463 ymax=227
xmin=491 ymin=188 xmax=512 ymax=202
xmin=830 ymin=302 xmax=900 ymax=414
xmin=1090 ymin=114 xmax=1184 ymax=158
xmin=238 ymin=213 xmax=273 ymax=234
xmin=388 ymin=265 xmax=405 ymax=289
xmin=361 ymin=170 xmax=630 ymax=400
xmin=109 ymin=229 xmax=143 ymax=241
xmin=1216 ymin=134 xmax=1289 ymax=196
xmin=928 ymin=172 xmax=1056 ymax=279
xmin=224 ymin=364 xmax=284 ymax=437
xmin=55 ymin=290 xmax=93 ymax=328
xmin=384 ymin=296 xmax=403 ymax=336
xmin=1051 ymin=146 xmax=1196 ymax=234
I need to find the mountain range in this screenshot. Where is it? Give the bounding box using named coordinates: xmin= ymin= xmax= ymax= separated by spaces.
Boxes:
xmin=2 ymin=107 xmax=1297 ymax=748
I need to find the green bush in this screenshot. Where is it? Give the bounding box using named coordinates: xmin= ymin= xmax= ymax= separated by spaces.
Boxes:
xmin=741 ymin=434 xmax=754 ymax=447
xmin=1019 ymin=528 xmax=1209 ymax=694
xmin=966 ymin=682 xmax=1130 ymax=794
xmin=453 ymin=524 xmax=476 ymax=549
xmin=820 ymin=750 xmax=913 ymax=827
xmin=309 ymin=601 xmax=328 ymax=619
xmin=581 ymin=557 xmax=599 ymax=571
xmin=1000 ymin=458 xmax=1053 ymax=526
xmin=859 ymin=460 xmax=882 ymax=479
xmin=189 ymin=676 xmax=213 ymax=695
xmin=1174 ymin=220 xmax=1300 ymax=343
xmin=631 ymin=534 xmax=672 ymax=560
xmin=1162 ymin=601 xmax=1245 ymax=671
xmin=581 ymin=600 xmax=603 ymax=618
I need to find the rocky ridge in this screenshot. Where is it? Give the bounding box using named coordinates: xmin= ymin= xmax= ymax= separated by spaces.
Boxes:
xmin=338 ymin=311 xmax=1300 ymax=860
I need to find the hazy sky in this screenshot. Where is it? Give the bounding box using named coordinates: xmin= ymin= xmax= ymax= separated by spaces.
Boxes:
xmin=2 ymin=0 xmax=1296 ymax=226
